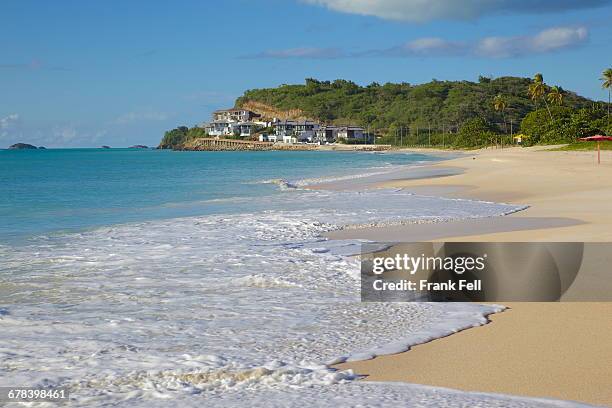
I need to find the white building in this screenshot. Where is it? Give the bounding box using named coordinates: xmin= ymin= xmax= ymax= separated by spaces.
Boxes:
xmin=273 ymin=120 xmax=320 ymax=143
xmin=213 ymin=108 xmax=261 ymax=123
xmin=204 ymin=121 xmax=260 ymax=137
xmin=315 ymin=126 xmax=340 ymax=144
xmin=337 ymin=126 xmax=373 ymax=143
xmin=204 ymin=120 xmax=233 ymax=136
xmin=282 ymin=135 xmax=297 ymax=144
xmin=337 ymin=126 xmax=364 ymax=141
xmin=232 ymin=122 xmax=260 ymax=137
xmin=258 ymin=134 xmax=278 ymax=142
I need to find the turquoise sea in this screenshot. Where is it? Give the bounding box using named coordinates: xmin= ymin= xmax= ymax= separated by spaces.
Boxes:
xmin=0 ymin=148 xmax=551 ymax=407
xmin=0 ymin=148 xmax=436 ymax=241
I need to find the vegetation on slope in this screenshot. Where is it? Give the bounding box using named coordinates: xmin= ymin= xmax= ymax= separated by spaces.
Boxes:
xmin=236 ymin=76 xmax=595 ymax=135
xmin=520 ymin=107 xmax=610 ymax=146
xmin=160 ymin=71 xmax=612 ymax=149
xmin=159 ymin=126 xmax=206 ymax=149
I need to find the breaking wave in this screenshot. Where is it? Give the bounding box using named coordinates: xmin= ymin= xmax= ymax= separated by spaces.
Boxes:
xmin=0 ymin=186 xmax=575 ymax=407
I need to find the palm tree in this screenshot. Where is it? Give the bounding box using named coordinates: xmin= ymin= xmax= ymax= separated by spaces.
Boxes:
xmin=534 ymin=73 xmax=543 ymax=83
xmin=528 ymin=73 xmax=552 ymax=121
xmin=493 ymin=94 xmax=508 ymax=133
xmin=528 ymin=82 xmax=539 ymax=106
xmin=547 ymin=86 xmax=564 ymax=107
xmin=601 ymin=68 xmax=612 ymax=128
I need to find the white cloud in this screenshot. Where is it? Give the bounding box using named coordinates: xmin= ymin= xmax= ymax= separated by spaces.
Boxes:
xmin=51 ymin=125 xmax=78 ymax=143
xmin=258 ymin=26 xmax=588 ymax=59
xmin=531 ymin=26 xmax=588 ymax=52
xmin=0 ymin=113 xmax=20 ymax=139
xmin=372 ymin=37 xmax=468 ymax=56
xmin=0 ymin=114 xmax=112 ymax=148
xmin=245 ymin=47 xmax=345 ymax=59
xmin=114 ymin=111 xmax=169 ymax=125
xmin=302 ymin=0 xmax=610 ymax=22
xmin=476 ymin=26 xmax=588 ymax=57
xmin=1 ymin=113 xmax=19 ymax=128
xmin=406 ymin=38 xmax=454 ymax=52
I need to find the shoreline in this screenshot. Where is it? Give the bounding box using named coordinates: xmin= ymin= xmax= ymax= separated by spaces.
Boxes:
xmin=2 ymin=149 xmax=554 ymax=406
xmin=4 ymin=146 xmax=610 ymax=405
xmin=325 ymin=145 xmax=612 ymax=241
xmin=337 ymin=302 xmax=612 ymax=407
xmin=325 ymin=146 xmax=612 ymax=407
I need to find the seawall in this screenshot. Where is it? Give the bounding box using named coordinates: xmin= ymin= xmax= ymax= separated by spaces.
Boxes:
xmin=174 ymin=138 xmax=391 ymax=152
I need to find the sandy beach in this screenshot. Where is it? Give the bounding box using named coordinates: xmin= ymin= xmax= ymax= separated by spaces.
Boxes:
xmin=337 ymin=302 xmax=612 ymax=406
xmin=332 ymin=146 xmax=612 ymax=407
xmin=329 ymin=145 xmax=612 ymax=242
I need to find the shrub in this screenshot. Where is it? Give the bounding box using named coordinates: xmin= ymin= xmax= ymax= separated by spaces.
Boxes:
xmin=522 ymin=107 xmax=607 ymax=145
xmin=453 ymin=117 xmax=498 ymax=148
xmin=159 ymin=126 xmax=207 ymax=149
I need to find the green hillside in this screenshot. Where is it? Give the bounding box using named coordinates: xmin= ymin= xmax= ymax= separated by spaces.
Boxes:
xmin=160 ymin=74 xmax=611 ymax=149
xmin=236 ymin=76 xmax=595 ymax=135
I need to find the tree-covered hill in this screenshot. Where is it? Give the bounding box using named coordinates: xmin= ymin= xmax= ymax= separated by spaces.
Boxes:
xmin=236 ymin=76 xmax=596 ymax=134
xmin=160 ymin=73 xmax=611 ymax=149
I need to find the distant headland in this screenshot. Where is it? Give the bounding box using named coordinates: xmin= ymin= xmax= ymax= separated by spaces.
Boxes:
xmin=8 ymin=143 xmax=45 ymax=150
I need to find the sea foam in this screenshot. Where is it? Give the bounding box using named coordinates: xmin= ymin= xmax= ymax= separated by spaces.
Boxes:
xmin=0 ymin=188 xmax=585 ymax=407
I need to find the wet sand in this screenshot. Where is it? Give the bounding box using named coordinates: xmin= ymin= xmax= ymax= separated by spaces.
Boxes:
xmin=327 ymin=216 xmax=583 ymax=242
xmin=336 ymin=302 xmax=612 ymax=407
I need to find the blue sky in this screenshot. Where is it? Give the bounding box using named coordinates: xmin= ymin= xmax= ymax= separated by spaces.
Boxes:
xmin=1 ymin=0 xmax=611 ymax=147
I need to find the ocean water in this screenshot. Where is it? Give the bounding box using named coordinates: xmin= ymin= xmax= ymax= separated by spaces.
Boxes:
xmin=0 ymin=149 xmax=446 ymax=241
xmin=0 ymin=149 xmax=584 ymax=407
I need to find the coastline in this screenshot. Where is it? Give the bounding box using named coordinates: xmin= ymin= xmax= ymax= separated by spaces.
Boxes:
xmin=327 ymin=146 xmax=612 ymax=406
xmin=3 ymin=147 xmax=610 ymax=406
xmin=175 ymin=137 xmax=393 ymax=151
xmin=4 ymin=149 xmax=540 ymax=406
xmin=326 ymin=145 xmax=612 ymax=241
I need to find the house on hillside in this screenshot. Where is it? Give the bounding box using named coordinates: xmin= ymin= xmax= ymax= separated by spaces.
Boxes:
xmin=273 ymin=120 xmax=295 ymax=137
xmin=315 ymin=125 xmax=340 ymax=144
xmin=273 ymin=120 xmax=320 ymax=143
xmin=213 ymin=108 xmax=261 ymax=123
xmin=282 ymin=135 xmax=297 ymax=144
xmin=204 ymin=120 xmax=233 ymax=136
xmin=233 ymin=122 xmax=260 ymax=137
xmin=259 ymin=134 xmax=278 ymax=142
xmin=201 ymin=106 xmax=269 ymax=138
xmin=204 ymin=120 xmax=261 ymax=137
xmin=295 ymin=120 xmax=319 ymax=142
xmin=337 ymin=126 xmax=373 ymax=143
